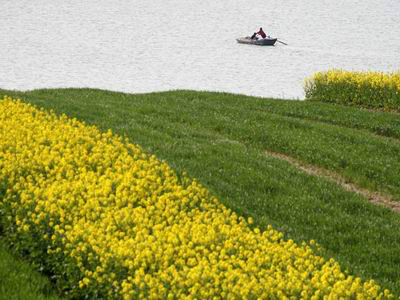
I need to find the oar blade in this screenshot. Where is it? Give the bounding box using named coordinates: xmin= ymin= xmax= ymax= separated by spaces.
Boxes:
xmin=277 ymin=39 xmax=288 ymax=45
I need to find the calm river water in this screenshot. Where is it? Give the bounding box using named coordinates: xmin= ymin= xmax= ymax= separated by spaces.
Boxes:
xmin=1 ymin=0 xmax=399 ymax=99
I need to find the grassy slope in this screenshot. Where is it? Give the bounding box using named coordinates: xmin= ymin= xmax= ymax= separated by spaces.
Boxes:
xmin=1 ymin=88 xmax=400 ymax=296
xmin=0 ymin=238 xmax=63 ymax=300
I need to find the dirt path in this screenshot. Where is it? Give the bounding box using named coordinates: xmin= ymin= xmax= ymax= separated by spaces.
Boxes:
xmin=265 ymin=151 xmax=400 ymax=213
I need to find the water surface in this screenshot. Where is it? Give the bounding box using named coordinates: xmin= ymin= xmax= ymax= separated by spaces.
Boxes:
xmin=1 ymin=0 xmax=399 ymax=99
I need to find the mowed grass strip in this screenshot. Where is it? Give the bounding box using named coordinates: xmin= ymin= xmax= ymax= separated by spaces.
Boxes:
xmin=256 ymin=98 xmax=400 ymax=140
xmin=1 ymin=88 xmax=400 ymax=296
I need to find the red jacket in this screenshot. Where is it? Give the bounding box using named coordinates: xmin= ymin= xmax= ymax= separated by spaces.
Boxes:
xmin=257 ymin=28 xmax=266 ymax=39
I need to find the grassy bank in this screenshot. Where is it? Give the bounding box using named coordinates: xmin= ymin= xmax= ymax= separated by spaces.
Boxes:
xmin=1 ymin=88 xmax=400 ymax=297
xmin=0 ymin=238 xmax=63 ymax=300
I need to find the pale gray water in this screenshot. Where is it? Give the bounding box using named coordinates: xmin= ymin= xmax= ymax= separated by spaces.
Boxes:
xmin=1 ymin=0 xmax=399 ymax=99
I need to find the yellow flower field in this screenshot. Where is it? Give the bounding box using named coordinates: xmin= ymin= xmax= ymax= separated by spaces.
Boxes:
xmin=304 ymin=69 xmax=400 ymax=110
xmin=0 ymin=96 xmax=395 ymax=300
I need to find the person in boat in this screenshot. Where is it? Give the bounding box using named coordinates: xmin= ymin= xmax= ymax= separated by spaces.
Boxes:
xmin=250 ymin=32 xmax=258 ymax=40
xmin=257 ymin=27 xmax=267 ymax=39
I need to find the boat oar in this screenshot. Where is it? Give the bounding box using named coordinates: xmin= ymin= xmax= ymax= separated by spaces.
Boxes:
xmin=277 ymin=39 xmax=288 ymax=45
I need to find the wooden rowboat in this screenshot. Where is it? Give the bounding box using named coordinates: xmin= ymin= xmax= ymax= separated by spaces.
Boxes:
xmin=236 ymin=37 xmax=277 ymax=46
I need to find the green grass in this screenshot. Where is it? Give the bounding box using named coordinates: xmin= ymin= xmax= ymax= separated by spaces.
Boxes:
xmin=0 ymin=238 xmax=63 ymax=300
xmin=1 ymin=88 xmax=400 ymax=297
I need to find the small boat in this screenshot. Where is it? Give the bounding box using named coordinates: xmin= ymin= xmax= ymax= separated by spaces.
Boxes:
xmin=236 ymin=36 xmax=277 ymax=46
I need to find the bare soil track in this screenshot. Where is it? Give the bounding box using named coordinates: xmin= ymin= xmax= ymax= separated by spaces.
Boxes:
xmin=266 ymin=151 xmax=400 ymax=213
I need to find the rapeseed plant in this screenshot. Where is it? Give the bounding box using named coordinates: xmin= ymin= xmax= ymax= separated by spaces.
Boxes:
xmin=305 ymin=69 xmax=400 ymax=110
